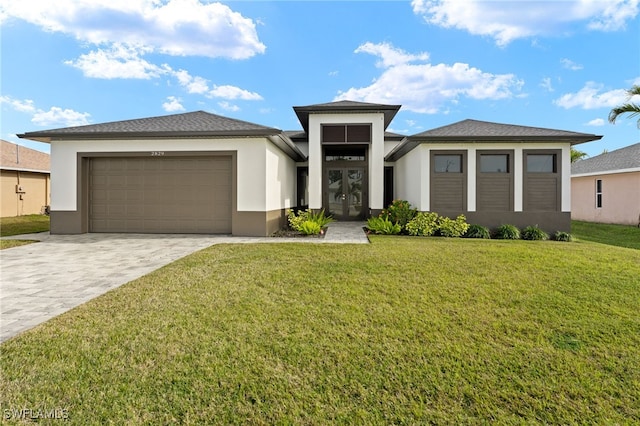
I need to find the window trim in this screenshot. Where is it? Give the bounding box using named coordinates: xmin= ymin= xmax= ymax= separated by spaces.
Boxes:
xmin=595 ymin=179 xmax=603 ymax=209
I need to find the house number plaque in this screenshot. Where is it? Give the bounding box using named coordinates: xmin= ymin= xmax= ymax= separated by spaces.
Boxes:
xmin=151 ymin=151 xmax=165 ymax=156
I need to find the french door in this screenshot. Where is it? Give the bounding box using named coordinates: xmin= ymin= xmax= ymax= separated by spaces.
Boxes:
xmin=326 ymin=167 xmax=365 ymax=220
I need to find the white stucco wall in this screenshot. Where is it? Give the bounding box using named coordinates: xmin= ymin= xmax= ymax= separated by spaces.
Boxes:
xmin=307 ymin=112 xmax=386 ymax=210
xmin=50 ymin=137 xmax=292 ymax=213
xmin=393 ymin=142 xmax=571 ymax=212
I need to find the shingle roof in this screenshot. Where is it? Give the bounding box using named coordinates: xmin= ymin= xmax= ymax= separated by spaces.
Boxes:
xmin=292 ymin=100 xmax=401 ymax=133
xmin=1 ymin=140 xmax=50 ymax=172
xmin=411 ymin=119 xmax=601 ymax=141
xmin=386 ymin=119 xmax=602 ymax=162
xmin=572 ymin=142 xmax=640 ymax=175
xmin=18 ymin=111 xmax=281 ymax=142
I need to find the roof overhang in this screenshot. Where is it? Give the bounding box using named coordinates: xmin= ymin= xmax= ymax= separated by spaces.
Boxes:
xmin=293 ymin=103 xmax=401 ymax=133
xmin=385 ymin=135 xmax=603 ymax=162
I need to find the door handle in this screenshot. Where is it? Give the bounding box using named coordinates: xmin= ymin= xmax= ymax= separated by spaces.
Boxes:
xmin=341 ymin=194 xmax=346 ymax=200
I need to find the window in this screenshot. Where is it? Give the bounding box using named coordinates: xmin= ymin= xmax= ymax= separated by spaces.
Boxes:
xmin=480 ymin=154 xmax=509 ymax=173
xmin=527 ymin=154 xmax=556 ymax=173
xmin=322 ymin=124 xmax=371 ymax=144
xmin=596 ymin=179 xmax=603 ymax=208
xmin=434 ymin=155 xmax=462 ymax=173
xmin=297 ymin=167 xmax=309 ymax=208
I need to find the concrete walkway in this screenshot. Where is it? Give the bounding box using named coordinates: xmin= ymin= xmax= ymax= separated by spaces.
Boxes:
xmin=0 ymin=222 xmax=368 ymax=343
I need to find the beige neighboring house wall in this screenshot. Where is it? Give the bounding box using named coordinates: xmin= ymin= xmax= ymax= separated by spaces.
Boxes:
xmin=1 ymin=140 xmax=51 ymax=217
xmin=571 ymin=143 xmax=640 ymax=226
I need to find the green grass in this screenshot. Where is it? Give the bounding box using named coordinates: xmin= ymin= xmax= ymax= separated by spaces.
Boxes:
xmin=0 ymin=214 xmax=50 ymax=237
xmin=1 ymin=237 xmax=639 ymax=424
xmin=0 ymin=240 xmax=37 ymax=250
xmin=572 ymin=220 xmax=640 ymax=250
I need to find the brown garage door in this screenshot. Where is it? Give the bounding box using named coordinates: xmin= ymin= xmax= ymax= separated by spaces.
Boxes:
xmin=89 ymin=156 xmax=232 ymax=233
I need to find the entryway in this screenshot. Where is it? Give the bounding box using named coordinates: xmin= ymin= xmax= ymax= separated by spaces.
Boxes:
xmin=326 ymin=167 xmax=365 ymax=220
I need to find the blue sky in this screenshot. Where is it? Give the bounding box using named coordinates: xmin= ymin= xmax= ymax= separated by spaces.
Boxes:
xmin=1 ymin=0 xmax=639 ymax=157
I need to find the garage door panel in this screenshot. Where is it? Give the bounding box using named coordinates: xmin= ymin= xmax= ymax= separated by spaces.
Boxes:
xmin=90 ymin=156 xmax=232 ymax=233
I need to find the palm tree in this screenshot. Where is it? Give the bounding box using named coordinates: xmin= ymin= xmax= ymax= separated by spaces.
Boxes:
xmin=608 ymin=85 xmax=640 ymax=128
xmin=571 ymin=147 xmax=588 ymax=162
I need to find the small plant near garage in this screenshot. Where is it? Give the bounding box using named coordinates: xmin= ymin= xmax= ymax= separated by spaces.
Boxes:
xmin=494 ymin=224 xmax=521 ymax=240
xmin=554 ymin=231 xmax=573 ymax=242
xmin=406 ymin=212 xmax=439 ymax=236
xmin=367 ymin=216 xmax=402 ymax=235
xmin=464 ymin=224 xmax=491 ymax=239
xmin=521 ymin=225 xmax=549 ymax=241
xmin=437 ymin=214 xmax=469 ymax=237
xmin=380 ymin=200 xmax=417 ymax=232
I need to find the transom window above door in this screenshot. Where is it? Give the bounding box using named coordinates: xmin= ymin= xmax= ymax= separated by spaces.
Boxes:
xmin=322 ymin=124 xmax=371 ymax=144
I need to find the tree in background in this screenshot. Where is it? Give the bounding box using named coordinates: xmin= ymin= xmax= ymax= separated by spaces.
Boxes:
xmin=608 ymin=85 xmax=640 ymax=128
xmin=571 ymin=147 xmax=588 ymax=162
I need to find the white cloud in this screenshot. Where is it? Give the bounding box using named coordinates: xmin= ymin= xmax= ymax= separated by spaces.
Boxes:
xmin=540 ymin=77 xmax=554 ymax=92
xmin=561 ymin=58 xmax=584 ymax=71
xmin=173 ymin=69 xmax=210 ymax=94
xmin=586 ymin=118 xmax=606 ymax=126
xmin=31 ymin=107 xmax=91 ymax=127
xmin=65 ymin=44 xmax=168 ymax=79
xmin=355 ymin=42 xmax=429 ymax=68
xmin=218 ymin=101 xmax=240 ymax=112
xmin=1 ymin=95 xmax=91 ymax=127
xmin=209 ymin=85 xmax=263 ymax=101
xmin=162 ymin=96 xmax=185 ymax=112
xmin=411 ymin=0 xmax=639 ymax=46
xmin=335 ymin=42 xmax=523 ymax=114
xmin=0 ymin=0 xmax=265 ymax=59
xmin=554 ymin=82 xmax=632 ymax=109
xmin=0 ymin=95 xmax=36 ymax=112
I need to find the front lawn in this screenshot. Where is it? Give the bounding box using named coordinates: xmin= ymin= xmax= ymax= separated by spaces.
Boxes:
xmin=0 ymin=214 xmax=50 ymax=237
xmin=572 ymin=220 xmax=640 ymax=250
xmin=1 ymin=237 xmax=638 ymax=423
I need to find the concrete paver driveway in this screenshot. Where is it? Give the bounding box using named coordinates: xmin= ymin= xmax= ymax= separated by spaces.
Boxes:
xmin=0 ymin=233 xmax=252 ymax=343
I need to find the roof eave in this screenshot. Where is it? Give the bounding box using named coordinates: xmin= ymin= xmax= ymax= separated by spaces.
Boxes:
xmin=18 ymin=129 xmax=282 ymax=142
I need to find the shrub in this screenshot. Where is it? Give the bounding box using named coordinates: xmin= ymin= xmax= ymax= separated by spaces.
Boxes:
xmin=287 ymin=209 xmax=310 ymax=231
xmin=437 ymin=214 xmax=470 ymax=238
xmin=521 ymin=225 xmax=549 ymax=241
xmin=307 ymin=209 xmax=334 ymax=228
xmin=299 ymin=221 xmax=322 ymax=235
xmin=494 ymin=224 xmax=520 ymax=240
xmin=381 ymin=200 xmax=417 ymax=231
xmin=554 ymin=231 xmax=573 ymax=242
xmin=464 ymin=224 xmax=491 ymax=239
xmin=406 ymin=212 xmax=439 ymax=236
xmin=367 ymin=216 xmax=401 ymax=235
xmin=288 ymin=209 xmax=333 ymax=232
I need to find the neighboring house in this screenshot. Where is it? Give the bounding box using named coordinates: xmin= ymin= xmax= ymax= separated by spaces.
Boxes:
xmin=1 ymin=139 xmax=50 ymax=217
xmin=571 ymin=142 xmax=640 ymax=226
xmin=18 ymin=100 xmax=601 ymax=236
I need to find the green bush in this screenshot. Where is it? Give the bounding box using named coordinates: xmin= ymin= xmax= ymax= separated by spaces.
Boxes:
xmin=367 ymin=216 xmax=402 ymax=235
xmin=464 ymin=224 xmax=491 ymax=239
xmin=307 ymin=209 xmax=334 ymax=228
xmin=287 ymin=209 xmax=310 ymax=231
xmin=288 ymin=209 xmax=333 ymax=232
xmin=299 ymin=221 xmax=322 ymax=235
xmin=437 ymin=214 xmax=469 ymax=238
xmin=381 ymin=200 xmax=417 ymax=231
xmin=554 ymin=231 xmax=573 ymax=242
xmin=495 ymin=224 xmax=520 ymax=240
xmin=406 ymin=212 xmax=439 ymax=236
xmin=522 ymin=225 xmax=549 ymax=241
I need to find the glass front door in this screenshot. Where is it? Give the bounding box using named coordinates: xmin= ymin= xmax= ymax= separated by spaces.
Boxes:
xmin=327 ymin=168 xmax=364 ymax=220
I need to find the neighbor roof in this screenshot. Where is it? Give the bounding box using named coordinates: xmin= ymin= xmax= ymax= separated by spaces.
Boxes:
xmin=0 ymin=140 xmax=50 ymax=173
xmin=572 ymin=142 xmax=640 ymax=176
xmin=18 ymin=111 xmax=282 ymax=142
xmin=293 ymin=100 xmax=401 ymax=133
xmin=386 ymin=119 xmax=603 ymax=161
